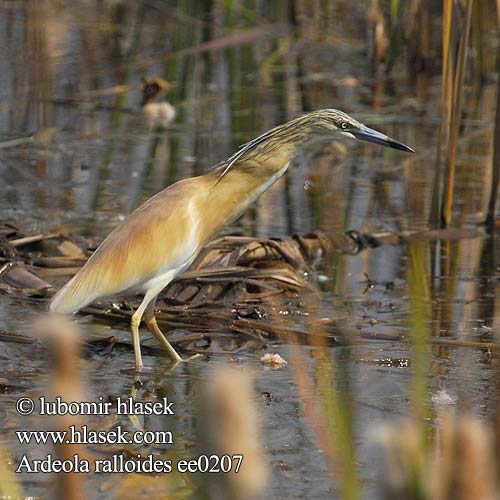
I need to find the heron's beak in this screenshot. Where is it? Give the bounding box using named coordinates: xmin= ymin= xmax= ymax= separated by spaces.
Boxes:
xmin=351 ymin=126 xmax=414 ymax=153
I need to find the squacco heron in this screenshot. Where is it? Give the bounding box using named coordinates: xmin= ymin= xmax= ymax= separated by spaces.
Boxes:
xmin=49 ymin=109 xmax=413 ymax=371
xmin=141 ymin=77 xmax=176 ymax=128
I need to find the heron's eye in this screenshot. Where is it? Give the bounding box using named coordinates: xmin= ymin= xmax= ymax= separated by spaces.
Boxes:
xmin=341 ymin=122 xmax=349 ymax=130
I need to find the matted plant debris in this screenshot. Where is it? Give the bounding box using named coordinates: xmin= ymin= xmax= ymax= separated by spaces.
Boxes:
xmin=2 ymin=222 xmax=496 ymax=355
xmin=0 ymin=222 xmax=333 ymax=350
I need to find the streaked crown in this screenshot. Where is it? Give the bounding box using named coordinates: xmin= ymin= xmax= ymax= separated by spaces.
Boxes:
xmin=217 ymin=108 xmax=414 ymax=180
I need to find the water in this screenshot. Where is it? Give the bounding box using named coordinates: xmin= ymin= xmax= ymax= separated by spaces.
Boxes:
xmin=0 ymin=2 xmax=499 ymax=498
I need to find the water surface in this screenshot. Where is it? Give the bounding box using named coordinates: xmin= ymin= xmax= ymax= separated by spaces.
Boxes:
xmin=0 ymin=2 xmax=498 ymax=498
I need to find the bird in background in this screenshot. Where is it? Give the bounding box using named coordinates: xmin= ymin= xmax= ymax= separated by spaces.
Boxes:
xmin=49 ymin=109 xmax=414 ymax=372
xmin=141 ymin=77 xmax=176 ymax=129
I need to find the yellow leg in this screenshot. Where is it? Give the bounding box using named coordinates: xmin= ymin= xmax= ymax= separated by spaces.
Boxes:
xmin=130 ymin=311 xmax=143 ymax=372
xmin=130 ymin=288 xmax=163 ymax=372
xmin=144 ymin=299 xmax=202 ymax=365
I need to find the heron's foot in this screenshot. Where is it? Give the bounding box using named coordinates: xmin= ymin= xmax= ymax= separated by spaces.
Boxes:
xmin=182 ymin=353 xmax=203 ymax=362
xmin=165 ymin=352 xmax=203 ymax=369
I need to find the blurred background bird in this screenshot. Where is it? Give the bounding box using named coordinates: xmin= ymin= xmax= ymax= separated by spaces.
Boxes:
xmin=141 ymin=77 xmax=176 ymax=129
xmin=49 ymin=109 xmax=414 ymax=372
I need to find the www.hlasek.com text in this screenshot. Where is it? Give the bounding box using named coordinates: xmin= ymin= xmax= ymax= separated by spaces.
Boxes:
xmin=17 ymin=425 xmax=173 ymax=446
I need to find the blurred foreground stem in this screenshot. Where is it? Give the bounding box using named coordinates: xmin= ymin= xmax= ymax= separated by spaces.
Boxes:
xmin=407 ymin=241 xmax=431 ymax=497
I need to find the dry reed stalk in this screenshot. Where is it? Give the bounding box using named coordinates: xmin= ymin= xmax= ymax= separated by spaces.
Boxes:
xmin=405 ymin=0 xmax=431 ymax=78
xmin=485 ymin=59 xmax=500 ymax=226
xmin=200 ymin=366 xmax=267 ymax=500
xmin=38 ymin=315 xmax=87 ymax=500
xmin=375 ymin=412 xmax=500 ymax=499
xmin=370 ymin=0 xmax=388 ymax=72
xmin=0 ymin=445 xmax=23 ymax=499
xmin=440 ymin=0 xmax=473 ymax=228
xmin=431 ymin=412 xmax=499 ymax=500
xmin=430 ymin=0 xmax=454 ymax=228
xmin=374 ymin=420 xmax=428 ymax=499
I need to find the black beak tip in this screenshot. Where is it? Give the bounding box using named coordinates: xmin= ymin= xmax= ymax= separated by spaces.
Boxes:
xmin=389 ymin=140 xmax=415 ymax=153
xmin=352 ymin=127 xmax=415 ymax=153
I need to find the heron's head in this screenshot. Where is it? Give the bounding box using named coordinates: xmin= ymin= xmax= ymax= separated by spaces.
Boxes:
xmin=215 ymin=108 xmax=414 ymax=181
xmin=141 ymin=77 xmax=171 ymax=106
xmin=308 ymin=109 xmax=414 ymax=153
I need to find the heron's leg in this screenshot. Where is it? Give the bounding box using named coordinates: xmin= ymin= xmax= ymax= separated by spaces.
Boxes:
xmin=144 ymin=298 xmax=202 ymax=364
xmin=130 ymin=288 xmax=163 ymax=372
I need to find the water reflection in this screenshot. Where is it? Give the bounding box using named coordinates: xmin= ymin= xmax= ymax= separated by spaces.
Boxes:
xmin=1 ymin=1 xmax=499 ymax=499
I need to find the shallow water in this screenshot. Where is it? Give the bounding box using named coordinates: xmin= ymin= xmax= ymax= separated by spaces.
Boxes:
xmin=1 ymin=2 xmax=499 ymax=499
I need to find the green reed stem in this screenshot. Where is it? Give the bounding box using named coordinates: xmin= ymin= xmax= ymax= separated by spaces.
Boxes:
xmin=316 ymin=350 xmax=360 ymax=500
xmin=407 ymin=240 xmax=431 ymax=496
